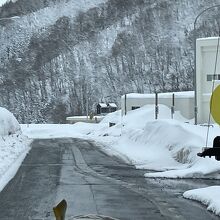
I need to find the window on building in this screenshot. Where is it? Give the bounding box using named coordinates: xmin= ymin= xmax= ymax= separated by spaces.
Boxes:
xmin=207 ymin=74 xmax=220 ymax=81
xmin=131 ymin=106 xmax=140 ymax=110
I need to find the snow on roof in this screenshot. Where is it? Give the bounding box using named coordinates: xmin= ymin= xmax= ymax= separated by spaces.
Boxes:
xmin=98 ymin=103 xmax=108 ymax=108
xmin=108 ymin=103 xmax=117 ymax=108
xmin=122 ymin=91 xmax=194 ymax=99
xmin=198 ymin=37 xmax=220 ymax=41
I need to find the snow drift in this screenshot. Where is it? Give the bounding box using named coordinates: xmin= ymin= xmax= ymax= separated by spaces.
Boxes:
xmin=0 ymin=107 xmax=30 ymax=192
xmin=78 ymin=104 xmax=220 ymax=178
xmin=183 ymin=186 xmax=220 ymax=216
xmin=0 ymin=107 xmax=21 ymax=136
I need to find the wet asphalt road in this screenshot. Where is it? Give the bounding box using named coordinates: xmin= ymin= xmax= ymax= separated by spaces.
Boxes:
xmin=0 ymin=138 xmax=220 ymax=220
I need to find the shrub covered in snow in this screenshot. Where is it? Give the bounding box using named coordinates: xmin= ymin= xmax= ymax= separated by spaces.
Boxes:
xmin=0 ymin=107 xmax=30 ymax=192
xmin=0 ymin=107 xmax=21 ymax=136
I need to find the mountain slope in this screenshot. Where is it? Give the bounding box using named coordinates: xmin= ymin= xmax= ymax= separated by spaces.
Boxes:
xmin=0 ymin=0 xmax=220 ymax=123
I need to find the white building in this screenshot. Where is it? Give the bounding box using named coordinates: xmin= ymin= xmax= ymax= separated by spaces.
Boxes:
xmin=121 ymin=91 xmax=194 ymax=120
xmin=196 ymin=37 xmax=220 ymax=124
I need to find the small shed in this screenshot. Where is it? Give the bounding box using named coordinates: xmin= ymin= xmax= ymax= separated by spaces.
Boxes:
xmin=97 ymin=103 xmax=108 ymax=115
xmin=108 ymin=103 xmax=117 ymax=112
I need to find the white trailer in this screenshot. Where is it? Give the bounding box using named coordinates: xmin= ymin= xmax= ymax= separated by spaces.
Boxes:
xmin=121 ymin=91 xmax=194 ymax=120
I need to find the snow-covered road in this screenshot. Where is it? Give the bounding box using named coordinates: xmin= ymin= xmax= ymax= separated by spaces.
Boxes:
xmin=2 ymin=104 xmax=220 ymax=217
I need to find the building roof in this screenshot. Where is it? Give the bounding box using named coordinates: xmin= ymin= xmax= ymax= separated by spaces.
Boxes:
xmin=108 ymin=103 xmax=117 ymax=108
xmin=98 ymin=103 xmax=108 ymax=108
xmin=121 ymin=91 xmax=194 ymax=99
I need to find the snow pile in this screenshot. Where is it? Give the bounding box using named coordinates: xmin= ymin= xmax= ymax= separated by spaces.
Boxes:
xmin=0 ymin=107 xmax=30 ymax=192
xmin=115 ymin=120 xmax=202 ymax=171
xmin=141 ymin=121 xmax=220 ymax=178
xmin=85 ymin=105 xmax=220 ymax=178
xmin=0 ymin=107 xmax=20 ymax=136
xmin=183 ymin=186 xmax=220 ymax=216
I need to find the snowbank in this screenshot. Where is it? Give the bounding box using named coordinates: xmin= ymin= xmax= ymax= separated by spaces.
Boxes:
xmin=0 ymin=107 xmax=30 ymax=192
xmin=89 ymin=106 xmax=220 ymax=178
xmin=183 ymin=186 xmax=220 ymax=216
xmin=21 ymin=123 xmax=100 ymax=139
xmin=0 ymin=107 xmax=20 ymax=136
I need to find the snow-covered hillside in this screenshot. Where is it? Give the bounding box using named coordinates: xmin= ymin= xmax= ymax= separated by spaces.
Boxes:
xmin=1 ymin=0 xmax=220 ymax=123
xmin=0 ymin=0 xmax=17 ymax=7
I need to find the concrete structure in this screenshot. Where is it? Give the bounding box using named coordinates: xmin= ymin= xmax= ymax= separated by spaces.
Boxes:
xmin=66 ymin=102 xmax=117 ymax=124
xmin=121 ymin=91 xmax=194 ymax=120
xmin=66 ymin=115 xmax=104 ymax=124
xmin=196 ymin=37 xmax=220 ymax=124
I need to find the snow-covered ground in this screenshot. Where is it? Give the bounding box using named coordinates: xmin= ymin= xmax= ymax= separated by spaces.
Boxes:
xmin=0 ymin=107 xmax=30 ymax=192
xmin=2 ymin=103 xmax=220 ymax=216
xmin=21 ymin=104 xmax=220 ymax=180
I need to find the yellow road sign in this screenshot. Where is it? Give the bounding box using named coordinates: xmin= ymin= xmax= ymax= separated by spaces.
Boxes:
xmin=210 ymin=85 xmax=220 ymax=125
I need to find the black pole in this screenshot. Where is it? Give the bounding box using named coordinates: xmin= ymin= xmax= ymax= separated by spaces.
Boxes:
xmin=155 ymin=92 xmax=158 ymax=120
xmin=125 ymin=94 xmax=127 ymax=115
xmin=171 ymin=93 xmax=175 ymax=119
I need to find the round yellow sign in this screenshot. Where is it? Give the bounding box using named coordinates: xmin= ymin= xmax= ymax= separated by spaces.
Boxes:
xmin=210 ymin=84 xmax=220 ymax=125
